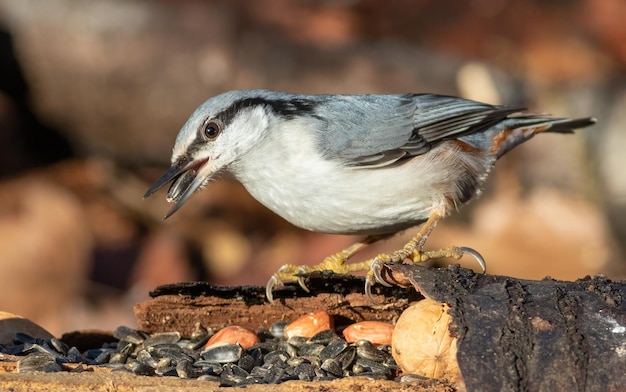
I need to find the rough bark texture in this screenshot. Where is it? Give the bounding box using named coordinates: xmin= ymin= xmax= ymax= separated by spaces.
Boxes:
xmin=385 ymin=264 xmax=626 ymax=392
xmin=134 ymin=273 xmax=423 ymax=336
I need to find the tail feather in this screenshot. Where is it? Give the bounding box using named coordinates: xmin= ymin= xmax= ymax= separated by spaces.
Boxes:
xmin=507 ymin=113 xmax=597 ymax=134
xmin=490 ymin=115 xmax=596 ymax=159
xmin=543 ymin=117 xmax=597 ymax=134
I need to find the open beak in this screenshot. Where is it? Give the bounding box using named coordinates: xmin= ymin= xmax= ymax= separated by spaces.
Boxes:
xmin=144 ymin=157 xmax=209 ymax=219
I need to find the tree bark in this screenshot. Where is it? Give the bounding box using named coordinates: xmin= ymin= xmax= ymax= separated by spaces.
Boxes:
xmin=385 ymin=264 xmax=626 ymax=392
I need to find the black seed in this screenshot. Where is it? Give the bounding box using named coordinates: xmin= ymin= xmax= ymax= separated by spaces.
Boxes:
xmin=201 ymin=343 xmax=243 ymax=363
xmin=191 ymin=324 xmax=212 ymax=341
xmin=308 ymin=329 xmax=338 ymax=345
xmin=117 ymin=342 xmax=134 ymax=356
xmin=176 ymin=359 xmax=196 ymax=378
xmin=229 ymin=364 xmax=250 ymax=377
xmin=186 ymin=333 xmax=210 ymax=351
xmin=49 ymin=338 xmax=69 ymax=355
xmin=157 ymin=366 xmax=178 ymax=377
xmin=92 ymin=350 xmax=113 ymax=365
xmin=277 ymin=341 xmax=297 ymax=357
xmin=249 ymin=340 xmax=279 ymax=353
xmin=147 ymin=343 xmax=182 ymax=352
xmin=319 ymin=339 xmax=348 ymax=361
xmin=297 ymin=343 xmax=324 ymax=357
xmin=113 ymin=326 xmax=146 ymax=345
xmin=256 ymin=328 xmax=275 ymax=342
xmin=28 ymin=343 xmax=63 ymax=359
xmin=263 ymin=350 xmax=289 ymax=367
xmin=354 ymin=358 xmax=391 ymax=376
xmin=269 ymin=321 xmax=289 ymax=339
xmin=219 ymin=364 xmax=249 ymax=386
xmin=286 ymin=356 xmax=308 ymax=367
xmin=143 ymin=332 xmax=181 ymax=347
xmin=155 ymin=357 xmax=174 ymax=376
xmin=194 ymin=360 xmax=222 ymax=374
xmin=246 ymin=347 xmax=264 ymax=367
xmin=149 ymin=345 xmax=198 ymax=363
xmin=0 ymin=316 xmax=403 ymax=384
xmin=237 ymin=353 xmax=256 ymax=372
xmin=249 ymin=365 xmax=270 ymax=378
xmin=126 ymin=359 xmax=155 ymax=376
xmin=262 ymin=365 xmax=285 ymax=384
xmin=294 ymin=362 xmax=316 ymax=381
xmin=336 ymin=346 xmax=356 ymax=370
xmin=136 ymin=350 xmax=157 ymax=368
xmin=17 ymin=352 xmax=61 ymax=373
xmin=356 ymin=340 xmax=388 ymax=362
xmin=320 ymin=358 xmax=342 ymax=377
xmin=66 ymin=346 xmax=83 ymax=363
xmin=109 ymin=343 xmax=133 ymax=365
xmin=279 ymin=372 xmax=299 ymax=382
xmin=286 ymin=336 xmax=308 ymax=347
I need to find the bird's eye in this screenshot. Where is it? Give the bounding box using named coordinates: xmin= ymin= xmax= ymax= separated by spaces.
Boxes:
xmin=202 ymin=120 xmax=222 ymax=140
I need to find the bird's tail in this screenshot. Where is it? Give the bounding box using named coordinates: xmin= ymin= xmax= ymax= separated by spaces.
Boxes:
xmin=492 ymin=114 xmax=596 ymax=159
xmin=516 ymin=114 xmax=597 ymax=134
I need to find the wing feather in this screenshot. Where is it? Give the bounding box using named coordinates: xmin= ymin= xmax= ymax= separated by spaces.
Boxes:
xmin=315 ymin=93 xmax=522 ymax=168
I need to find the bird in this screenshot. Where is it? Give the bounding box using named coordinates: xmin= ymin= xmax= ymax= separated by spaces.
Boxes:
xmin=143 ymin=89 xmax=596 ymax=303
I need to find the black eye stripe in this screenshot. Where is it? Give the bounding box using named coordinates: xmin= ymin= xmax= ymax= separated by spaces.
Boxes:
xmin=215 ymin=97 xmax=318 ymax=126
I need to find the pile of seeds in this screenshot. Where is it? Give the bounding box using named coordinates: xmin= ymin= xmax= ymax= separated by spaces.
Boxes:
xmin=1 ymin=322 xmax=402 ymax=386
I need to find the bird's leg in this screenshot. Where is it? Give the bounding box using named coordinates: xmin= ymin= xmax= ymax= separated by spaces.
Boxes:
xmin=265 ymin=211 xmax=486 ymax=304
xmin=265 ymin=236 xmax=382 ymax=304
xmin=364 ymin=211 xmax=487 ymax=301
xmin=363 ymin=211 xmax=443 ymax=290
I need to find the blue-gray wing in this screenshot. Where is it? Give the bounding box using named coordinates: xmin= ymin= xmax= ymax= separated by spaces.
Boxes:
xmin=315 ymin=94 xmax=522 ymax=168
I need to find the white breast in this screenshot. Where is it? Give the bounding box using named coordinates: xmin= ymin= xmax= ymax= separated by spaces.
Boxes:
xmin=230 ymin=119 xmax=491 ymax=235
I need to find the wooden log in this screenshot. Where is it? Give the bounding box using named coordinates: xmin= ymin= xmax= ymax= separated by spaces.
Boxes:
xmin=134 ymin=272 xmax=423 ymax=336
xmin=385 ymin=264 xmax=626 ymax=392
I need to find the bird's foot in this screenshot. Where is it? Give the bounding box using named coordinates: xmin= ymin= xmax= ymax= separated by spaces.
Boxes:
xmin=266 ymin=246 xmax=358 ymax=304
xmin=264 ymin=231 xmax=486 ymax=304
xmin=365 ymin=245 xmax=486 ymax=302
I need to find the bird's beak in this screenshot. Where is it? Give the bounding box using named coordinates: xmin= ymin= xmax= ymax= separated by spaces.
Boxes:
xmin=143 ymin=157 xmax=209 ymax=219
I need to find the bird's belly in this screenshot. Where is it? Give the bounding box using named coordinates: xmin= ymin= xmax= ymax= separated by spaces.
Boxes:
xmin=250 ymin=176 xmax=436 ymax=235
xmin=236 ymin=142 xmax=489 ymax=235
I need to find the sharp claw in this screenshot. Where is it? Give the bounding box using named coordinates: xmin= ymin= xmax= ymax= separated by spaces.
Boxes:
xmin=364 ymin=277 xmax=384 ymax=304
xmin=296 ymin=267 xmax=311 ymax=293
xmin=371 ymin=259 xmax=393 ymax=287
xmin=458 ymin=246 xmax=487 ymax=274
xmin=265 ymin=275 xmax=282 ymax=305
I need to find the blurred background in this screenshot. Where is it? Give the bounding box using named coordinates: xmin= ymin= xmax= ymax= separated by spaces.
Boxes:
xmin=0 ymin=0 xmax=624 ymax=336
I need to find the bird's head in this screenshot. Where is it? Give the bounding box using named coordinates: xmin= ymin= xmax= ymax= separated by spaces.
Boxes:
xmin=143 ymin=90 xmax=274 ymax=218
